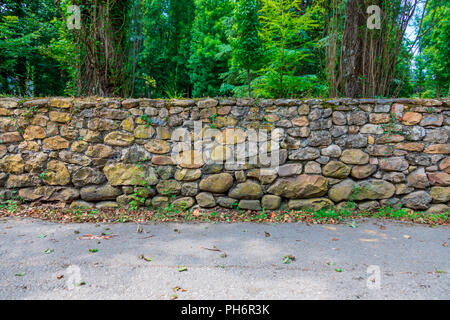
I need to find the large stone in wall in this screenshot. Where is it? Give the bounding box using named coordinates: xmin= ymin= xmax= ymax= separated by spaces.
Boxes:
xmin=19 ymin=186 xmax=79 ymax=202
xmin=340 ymin=149 xmax=369 ymax=164
xmin=59 ymin=151 xmax=92 ymax=166
xmin=430 ymin=186 xmax=450 ymax=203
xmin=288 ymin=198 xmax=334 ymax=211
xmin=156 ymin=180 xmax=181 ymax=195
xmin=104 ymin=131 xmax=135 ymax=146
xmin=45 ymin=160 xmax=70 ymax=185
xmin=267 ymin=175 xmax=328 ymax=199
xmin=175 ymin=150 xmax=205 ymax=169
xmin=0 ymin=154 xmax=24 ymax=174
xmin=80 ymin=184 xmax=122 ymax=201
xmin=72 ymin=167 xmax=106 ymax=187
xmin=144 ymin=139 xmax=170 ymax=154
xmin=228 ymin=180 xmax=263 ymax=200
xmin=23 ymin=125 xmax=46 ymax=140
xmin=103 ymin=163 xmax=157 ymax=186
xmin=328 ymin=179 xmax=395 ymax=202
xmin=5 ymin=174 xmax=41 ymax=188
xmin=401 ymin=191 xmax=432 ymax=210
xmin=199 ymin=173 xmax=233 ymax=193
xmin=322 ymin=161 xmax=350 ymax=178
xmin=379 ymin=157 xmax=409 ymax=171
xmin=85 ymin=144 xmax=114 ymax=158
xmin=43 ymin=136 xmax=69 ymax=150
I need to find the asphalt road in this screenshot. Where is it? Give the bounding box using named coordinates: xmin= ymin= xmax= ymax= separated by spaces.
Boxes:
xmin=0 ymin=217 xmax=448 ymax=300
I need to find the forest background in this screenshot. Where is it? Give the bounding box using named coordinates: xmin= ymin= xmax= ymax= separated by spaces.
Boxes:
xmin=0 ymin=0 xmax=448 ymax=99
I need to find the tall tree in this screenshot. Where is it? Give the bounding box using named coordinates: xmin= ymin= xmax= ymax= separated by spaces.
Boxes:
xmin=339 ymin=0 xmax=365 ymax=98
xmin=189 ymin=0 xmax=233 ymax=97
xmin=231 ymin=0 xmax=264 ymax=98
xmin=258 ymin=0 xmax=321 ymax=98
xmin=53 ymin=0 xmax=132 ymax=96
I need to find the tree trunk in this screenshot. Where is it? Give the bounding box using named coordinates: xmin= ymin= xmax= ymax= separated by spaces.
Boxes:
xmin=340 ymin=0 xmax=365 ymax=98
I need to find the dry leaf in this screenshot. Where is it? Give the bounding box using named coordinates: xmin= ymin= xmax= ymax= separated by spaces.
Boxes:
xmin=78 ymin=234 xmax=116 ymax=240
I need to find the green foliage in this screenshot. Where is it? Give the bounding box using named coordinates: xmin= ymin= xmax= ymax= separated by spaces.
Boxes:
xmin=230 ymin=0 xmax=264 ymax=97
xmin=255 ymin=0 xmax=323 ymax=98
xmin=0 ymin=0 xmax=446 ymax=99
xmin=416 ymin=0 xmax=450 ymax=98
xmin=189 ymin=0 xmax=233 ymax=97
xmin=0 ymin=0 xmax=68 ymax=96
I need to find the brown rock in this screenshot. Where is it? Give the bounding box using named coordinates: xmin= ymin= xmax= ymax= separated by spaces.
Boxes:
xmin=49 ymin=111 xmax=71 ymax=123
xmin=267 ymin=175 xmax=328 ymax=199
xmin=426 ymin=172 xmax=450 ymax=186
xmin=0 ymin=132 xmax=23 ymax=143
xmin=402 ymin=112 xmax=422 ymax=125
xmin=439 ymin=157 xmax=450 ymax=173
xmin=395 ymin=142 xmax=424 ymax=152
xmin=199 ymin=173 xmax=234 ymax=193
xmin=175 ymin=150 xmax=204 ymax=169
xmin=292 ymin=117 xmax=308 ymax=126
xmin=152 ymin=155 xmax=175 ymax=165
xmin=104 ymin=131 xmax=135 ymax=146
xmin=379 ymin=157 xmax=408 ymax=171
xmin=144 ymin=139 xmax=170 ymax=154
xmin=49 ymin=98 xmax=72 ymax=108
xmin=23 ymin=126 xmax=46 ymax=140
xmin=86 ymin=144 xmax=113 ymax=158
xmin=406 ymin=168 xmax=429 ymax=189
xmin=351 ymin=164 xmax=377 ymax=179
xmin=430 ymin=186 xmax=450 ymax=203
xmin=424 ymin=144 xmax=450 ymax=154
xmin=0 ymin=154 xmax=24 ymax=174
xmin=45 ymin=160 xmax=70 ymax=185
xmin=340 ymin=149 xmax=369 ymax=164
xmin=43 ymin=136 xmax=69 ymax=150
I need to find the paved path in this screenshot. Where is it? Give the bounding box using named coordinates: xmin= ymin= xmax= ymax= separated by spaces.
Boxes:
xmin=0 ymin=217 xmax=448 ymax=300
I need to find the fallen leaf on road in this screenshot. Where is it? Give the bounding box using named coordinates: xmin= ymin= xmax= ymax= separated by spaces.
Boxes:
xmin=220 ymin=253 xmax=227 ymax=258
xmin=359 ymin=238 xmax=378 ymax=242
xmin=44 ymin=248 xmax=53 ymax=254
xmin=435 ymin=269 xmax=447 ymax=274
xmin=138 ymin=254 xmax=152 ymax=262
xmin=327 ymin=261 xmax=335 ymax=266
xmin=89 ymin=248 xmax=98 ymax=253
xmin=442 ymin=242 xmax=448 ymax=247
xmin=136 ymin=225 xmax=143 ymax=233
xmin=264 ymin=232 xmax=271 ymax=237
xmin=78 ymin=234 xmax=116 ymax=240
xmin=200 ymin=245 xmax=221 ymax=252
xmin=178 ymin=265 xmax=188 ymax=272
xmin=173 ymin=286 xmax=187 ymax=292
xmin=331 ymin=238 xmax=339 ymax=241
xmin=403 ymin=235 xmax=411 ymax=239
xmin=335 ymin=268 xmax=342 ymax=272
xmin=38 ymin=234 xmax=47 ymax=239
xmin=170 ymin=294 xmax=178 ymax=300
xmin=57 ymin=275 xmax=64 ymax=280
xmin=74 ymin=281 xmax=86 ymax=287
xmin=15 ymin=272 xmax=26 ymax=277
xmin=283 ymin=255 xmax=295 ymax=264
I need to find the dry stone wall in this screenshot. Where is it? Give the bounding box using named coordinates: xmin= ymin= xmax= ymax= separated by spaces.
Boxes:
xmin=0 ymin=97 xmax=449 ymax=214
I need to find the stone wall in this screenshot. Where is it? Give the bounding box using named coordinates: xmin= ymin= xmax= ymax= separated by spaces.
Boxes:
xmin=0 ymin=97 xmax=448 ymax=214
